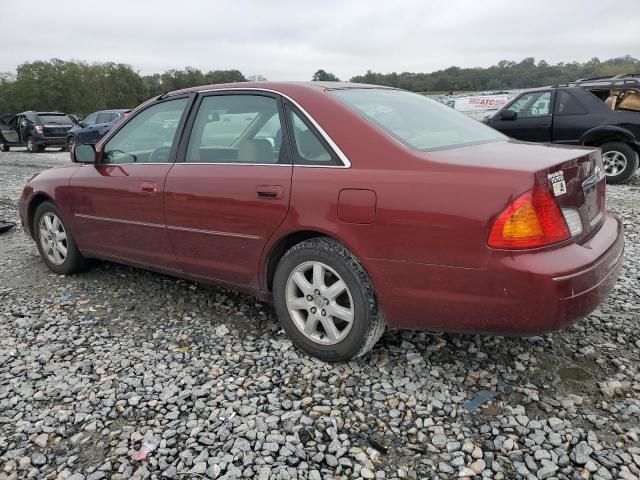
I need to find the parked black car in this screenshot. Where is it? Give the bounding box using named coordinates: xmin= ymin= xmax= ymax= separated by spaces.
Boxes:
xmin=485 ymin=74 xmax=640 ymax=183
xmin=0 ymin=111 xmax=76 ymax=152
xmin=66 ymin=109 xmax=129 ymax=151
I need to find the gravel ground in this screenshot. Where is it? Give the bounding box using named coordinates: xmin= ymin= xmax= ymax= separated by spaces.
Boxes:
xmin=0 ymin=149 xmax=639 ymax=480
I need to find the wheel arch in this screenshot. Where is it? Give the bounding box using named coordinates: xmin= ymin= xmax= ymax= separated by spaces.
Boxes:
xmin=264 ymin=230 xmax=332 ymax=291
xmin=581 ymin=125 xmax=638 ymax=153
xmin=27 ymin=193 xmax=55 ymax=239
xmin=263 ymin=229 xmax=372 ymax=294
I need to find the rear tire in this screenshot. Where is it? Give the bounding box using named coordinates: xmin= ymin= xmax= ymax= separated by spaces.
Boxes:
xmin=33 ymin=201 xmax=89 ymax=275
xmin=273 ymin=237 xmax=385 ymax=362
xmin=26 ymin=136 xmax=38 ymax=153
xmin=600 ymin=142 xmax=638 ymax=184
xmin=1 ymin=144 xmax=9 ymax=152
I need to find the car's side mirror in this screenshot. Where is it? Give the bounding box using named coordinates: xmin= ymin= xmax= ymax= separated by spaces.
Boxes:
xmin=499 ymin=109 xmax=517 ymax=121
xmin=72 ymin=144 xmax=97 ymax=164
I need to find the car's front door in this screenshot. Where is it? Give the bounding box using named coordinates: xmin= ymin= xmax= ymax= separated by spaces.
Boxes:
xmin=164 ymin=92 xmax=292 ymax=289
xmin=0 ymin=116 xmax=20 ymax=144
xmin=77 ymin=112 xmax=98 ymax=144
xmin=69 ymin=96 xmax=191 ymax=268
xmin=489 ymin=90 xmax=554 ymax=142
xmin=91 ymin=112 xmax=116 ymax=144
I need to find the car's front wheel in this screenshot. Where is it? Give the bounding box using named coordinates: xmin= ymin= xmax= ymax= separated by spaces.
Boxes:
xmin=33 ymin=201 xmax=89 ymax=275
xmin=273 ymin=237 xmax=385 ymax=362
xmin=601 ymin=142 xmax=639 ymax=184
xmin=66 ymin=136 xmax=77 ymax=153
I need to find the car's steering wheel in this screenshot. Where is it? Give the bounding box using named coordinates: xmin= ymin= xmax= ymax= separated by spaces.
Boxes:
xmin=148 ymin=146 xmax=171 ymax=163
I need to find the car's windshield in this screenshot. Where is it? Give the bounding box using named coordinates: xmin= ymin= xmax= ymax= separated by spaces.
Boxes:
xmin=330 ymin=88 xmax=506 ymax=151
xmin=37 ymin=114 xmax=74 ymax=125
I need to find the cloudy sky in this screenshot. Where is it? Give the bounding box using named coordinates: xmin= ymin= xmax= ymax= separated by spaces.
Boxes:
xmin=1 ymin=0 xmax=638 ymax=80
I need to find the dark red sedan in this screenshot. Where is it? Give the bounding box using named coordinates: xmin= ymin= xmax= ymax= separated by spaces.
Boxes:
xmin=18 ymin=82 xmax=624 ymax=361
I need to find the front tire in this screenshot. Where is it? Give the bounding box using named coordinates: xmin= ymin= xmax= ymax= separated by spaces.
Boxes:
xmin=66 ymin=136 xmax=77 ymax=153
xmin=601 ymin=142 xmax=638 ymax=184
xmin=273 ymin=237 xmax=385 ymax=362
xmin=33 ymin=202 xmax=89 ymax=275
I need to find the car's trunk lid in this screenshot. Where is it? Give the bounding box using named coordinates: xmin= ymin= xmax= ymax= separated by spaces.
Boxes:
xmin=425 ymin=140 xmax=606 ymax=241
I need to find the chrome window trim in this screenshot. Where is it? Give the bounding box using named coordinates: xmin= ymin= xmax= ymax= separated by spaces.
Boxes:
xmin=194 ymin=87 xmax=352 ymax=168
xmin=86 ymin=162 xmax=338 ymax=168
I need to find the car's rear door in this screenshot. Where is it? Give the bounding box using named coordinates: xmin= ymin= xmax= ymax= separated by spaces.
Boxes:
xmin=69 ymin=96 xmax=192 ymax=268
xmin=489 ymin=90 xmax=554 ymax=142
xmin=164 ymin=91 xmax=292 ymax=289
xmin=552 ymin=89 xmax=603 ymax=145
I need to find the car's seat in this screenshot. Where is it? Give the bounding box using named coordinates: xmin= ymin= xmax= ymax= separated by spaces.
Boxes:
xmin=237 ymin=138 xmax=273 ymax=163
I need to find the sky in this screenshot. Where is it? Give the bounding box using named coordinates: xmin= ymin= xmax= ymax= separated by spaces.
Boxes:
xmin=1 ymin=0 xmax=638 ymax=80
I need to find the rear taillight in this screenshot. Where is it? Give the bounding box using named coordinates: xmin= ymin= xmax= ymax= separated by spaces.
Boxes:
xmin=488 ymin=185 xmax=570 ymax=249
xmin=35 ymin=125 xmax=43 ymax=134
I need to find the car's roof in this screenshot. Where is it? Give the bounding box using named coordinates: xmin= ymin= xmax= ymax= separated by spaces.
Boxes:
xmin=19 ymin=111 xmax=68 ymax=115
xmin=100 ymin=109 xmax=130 ymax=113
xmin=163 ymin=81 xmax=394 ymax=98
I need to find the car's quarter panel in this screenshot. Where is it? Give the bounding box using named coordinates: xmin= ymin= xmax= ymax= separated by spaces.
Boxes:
xmin=68 ymin=164 xmax=176 ymax=268
xmin=163 ymin=164 xmax=292 ymax=288
xmin=365 ymin=213 xmax=623 ymax=332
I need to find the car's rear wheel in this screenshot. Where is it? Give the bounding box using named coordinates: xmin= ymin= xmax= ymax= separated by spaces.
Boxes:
xmin=26 ymin=136 xmax=38 ymax=153
xmin=601 ymin=142 xmax=638 ymax=184
xmin=273 ymin=237 xmax=385 ymax=362
xmin=33 ymin=201 xmax=89 ymax=275
xmin=1 ymin=144 xmax=9 ymax=152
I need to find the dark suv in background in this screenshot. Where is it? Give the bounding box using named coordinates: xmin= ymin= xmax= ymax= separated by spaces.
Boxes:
xmin=0 ymin=111 xmax=76 ymax=152
xmin=486 ymin=74 xmax=640 ymax=183
xmin=66 ymin=109 xmax=129 ymax=151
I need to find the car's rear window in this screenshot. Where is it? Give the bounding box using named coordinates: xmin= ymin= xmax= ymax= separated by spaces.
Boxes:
xmin=37 ymin=114 xmax=75 ymax=125
xmin=330 ymin=88 xmax=505 ymax=151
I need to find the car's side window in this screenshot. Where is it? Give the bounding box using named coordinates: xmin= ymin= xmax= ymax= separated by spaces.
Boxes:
xmin=96 ymin=112 xmax=113 ymax=124
xmin=286 ymin=107 xmax=336 ymax=166
xmin=103 ymin=97 xmax=188 ymax=164
xmin=555 ymin=91 xmax=587 ymax=116
xmin=185 ymin=94 xmax=285 ymax=164
xmin=508 ymin=91 xmax=552 ymax=118
xmin=83 ymin=113 xmax=98 ymax=126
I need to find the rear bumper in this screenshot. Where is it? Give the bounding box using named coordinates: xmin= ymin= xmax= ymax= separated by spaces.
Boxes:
xmin=366 ymin=212 xmax=624 ymax=334
xmin=35 ymin=136 xmax=66 ymax=146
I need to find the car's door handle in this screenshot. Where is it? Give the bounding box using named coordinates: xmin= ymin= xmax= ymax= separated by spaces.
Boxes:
xmin=256 ymin=185 xmax=284 ymax=200
xmin=141 ymin=181 xmax=158 ymax=193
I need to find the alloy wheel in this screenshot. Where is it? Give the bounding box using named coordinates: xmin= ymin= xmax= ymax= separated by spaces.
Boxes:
xmin=39 ymin=212 xmax=68 ymax=265
xmin=27 ymin=137 xmax=34 ymax=152
xmin=285 ymin=261 xmax=354 ymax=345
xmin=603 ymin=150 xmax=627 ymax=176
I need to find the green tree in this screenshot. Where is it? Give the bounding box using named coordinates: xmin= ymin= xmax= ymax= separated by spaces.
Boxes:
xmin=312 ymin=69 xmax=340 ymax=81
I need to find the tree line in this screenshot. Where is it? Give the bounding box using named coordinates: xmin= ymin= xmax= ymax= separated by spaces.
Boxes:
xmin=0 ymin=56 xmax=638 ymax=117
xmin=347 ymin=56 xmax=640 ymax=92
xmin=0 ymin=59 xmax=247 ymax=117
